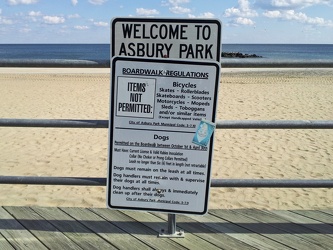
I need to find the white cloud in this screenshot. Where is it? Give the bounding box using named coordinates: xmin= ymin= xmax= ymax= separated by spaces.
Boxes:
xmin=28 ymin=11 xmax=41 ymax=16
xmin=74 ymin=25 xmax=89 ymax=30
xmin=0 ymin=17 xmax=13 ymax=24
xmin=198 ymin=12 xmax=215 ymax=18
xmin=264 ymin=9 xmax=308 ymax=20
xmin=224 ymin=7 xmax=242 ymax=17
xmin=71 ymin=0 xmax=78 ymax=6
xmin=162 ymin=0 xmax=189 ymax=6
xmin=169 ymin=6 xmax=191 ymax=14
xmin=187 ymin=12 xmax=215 ymax=18
xmin=93 ymin=21 xmax=108 ymax=27
xmin=257 ymin=0 xmax=333 ymax=28
xmin=88 ymin=0 xmax=107 ymax=5
xmin=255 ymin=0 xmax=332 ymax=10
xmin=0 ymin=9 xmax=13 ymax=24
xmin=136 ymin=8 xmax=159 ymax=16
xmin=262 ymin=10 xmax=280 ymax=18
xmin=235 ymin=17 xmax=255 ymax=25
xmin=224 ymin=0 xmax=257 ymax=26
xmin=7 ymin=0 xmax=38 ymax=5
xmin=225 ymin=0 xmax=258 ymax=17
xmin=68 ymin=14 xmax=80 ymax=18
xmin=163 ymin=0 xmax=192 ymax=15
xmin=263 ymin=9 xmax=333 ymax=27
xmin=43 ymin=15 xmax=65 ymax=24
xmin=227 ymin=17 xmax=255 ymax=26
xmin=168 ymin=0 xmax=190 ymax=5
xmin=28 ymin=10 xmax=41 ymax=21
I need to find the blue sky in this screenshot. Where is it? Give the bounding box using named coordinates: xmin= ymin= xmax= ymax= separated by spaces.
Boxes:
xmin=0 ymin=0 xmax=332 ymax=44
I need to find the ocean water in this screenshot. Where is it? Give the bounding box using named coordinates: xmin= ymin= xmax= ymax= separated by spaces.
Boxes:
xmin=0 ymin=44 xmax=110 ymax=61
xmin=222 ymin=44 xmax=333 ymax=61
xmin=0 ymin=44 xmax=332 ymax=63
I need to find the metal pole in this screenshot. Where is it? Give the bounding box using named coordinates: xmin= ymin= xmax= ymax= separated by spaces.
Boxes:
xmin=168 ymin=214 xmax=176 ymax=235
xmin=0 ymin=176 xmax=106 ymax=186
xmin=216 ymin=120 xmax=333 ymax=129
xmin=0 ymin=118 xmax=109 ymax=128
xmin=2 ymin=118 xmax=333 ymax=129
xmin=159 ymin=213 xmax=184 ymax=238
xmin=1 ymin=176 xmax=333 ymax=188
xmin=210 ymin=179 xmax=333 ymax=188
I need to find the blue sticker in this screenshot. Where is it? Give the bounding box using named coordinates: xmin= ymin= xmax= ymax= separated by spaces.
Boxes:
xmin=192 ymin=120 xmax=216 ymax=147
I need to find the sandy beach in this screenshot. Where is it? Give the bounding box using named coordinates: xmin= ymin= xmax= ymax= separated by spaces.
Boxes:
xmin=0 ymin=67 xmax=332 ymax=210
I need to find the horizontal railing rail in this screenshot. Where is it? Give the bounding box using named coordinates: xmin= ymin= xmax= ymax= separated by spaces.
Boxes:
xmin=0 ymin=118 xmax=109 ymax=128
xmin=1 ymin=59 xmax=333 ymax=68
xmin=1 ymin=118 xmax=332 ymax=188
xmin=2 ymin=118 xmax=333 ymax=129
xmin=1 ymin=176 xmax=333 ymax=188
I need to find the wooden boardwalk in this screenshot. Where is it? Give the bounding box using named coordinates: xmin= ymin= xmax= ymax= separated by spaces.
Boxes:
xmin=1 ymin=206 xmax=333 ymax=249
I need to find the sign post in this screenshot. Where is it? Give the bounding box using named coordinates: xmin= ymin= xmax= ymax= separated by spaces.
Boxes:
xmin=108 ymin=17 xmax=222 ymax=236
xmin=107 ymin=57 xmax=220 ymax=215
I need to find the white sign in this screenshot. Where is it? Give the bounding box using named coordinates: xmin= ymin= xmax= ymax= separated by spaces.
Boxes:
xmin=107 ymin=57 xmax=220 ymax=215
xmin=111 ymin=18 xmax=221 ymax=62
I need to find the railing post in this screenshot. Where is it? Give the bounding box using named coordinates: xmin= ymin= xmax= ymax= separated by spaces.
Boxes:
xmin=159 ymin=213 xmax=184 ymax=238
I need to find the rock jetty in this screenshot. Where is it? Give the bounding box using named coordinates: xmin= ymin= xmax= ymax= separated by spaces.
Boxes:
xmin=221 ymin=52 xmax=262 ymax=58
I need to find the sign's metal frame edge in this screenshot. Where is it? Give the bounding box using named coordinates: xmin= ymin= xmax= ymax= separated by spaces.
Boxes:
xmin=107 ymin=56 xmax=220 ymax=215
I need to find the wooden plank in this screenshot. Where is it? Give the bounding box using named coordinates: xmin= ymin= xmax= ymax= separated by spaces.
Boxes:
xmin=0 ymin=207 xmax=47 ymax=250
xmin=292 ymin=209 xmax=333 ymax=228
xmin=4 ymin=206 xmax=81 ymax=250
xmin=152 ymin=212 xmax=257 ymax=250
xmin=91 ymin=208 xmax=187 ymax=249
xmin=31 ymin=206 xmax=116 ymax=249
xmin=235 ymin=209 xmax=333 ymax=250
xmin=61 ymin=207 xmax=152 ymax=250
xmin=189 ymin=210 xmax=291 ymax=250
xmin=211 ymin=209 xmax=314 ymax=250
xmin=0 ymin=232 xmax=15 ymax=250
xmin=319 ymin=209 xmax=333 ymax=216
xmin=272 ymin=210 xmax=333 ymax=235
xmin=212 ymin=209 xmax=323 ymax=250
xmin=3 ymin=206 xmax=333 ymax=250
xmin=122 ymin=210 xmax=221 ymax=250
